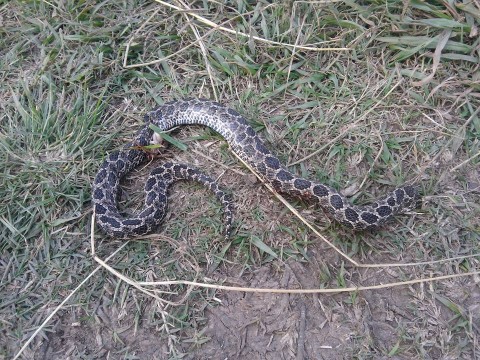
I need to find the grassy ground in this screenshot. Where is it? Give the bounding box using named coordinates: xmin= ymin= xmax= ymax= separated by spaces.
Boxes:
xmin=1 ymin=0 xmax=479 ymax=359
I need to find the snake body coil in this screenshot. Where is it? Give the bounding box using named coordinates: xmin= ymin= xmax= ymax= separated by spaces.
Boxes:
xmin=92 ymin=98 xmax=418 ymax=238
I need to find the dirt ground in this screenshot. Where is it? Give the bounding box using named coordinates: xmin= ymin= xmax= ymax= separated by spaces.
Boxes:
xmin=33 ymin=242 xmax=480 ymax=359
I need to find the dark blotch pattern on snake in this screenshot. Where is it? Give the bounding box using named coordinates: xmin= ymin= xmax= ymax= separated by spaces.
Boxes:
xmin=92 ymin=98 xmax=419 ymax=238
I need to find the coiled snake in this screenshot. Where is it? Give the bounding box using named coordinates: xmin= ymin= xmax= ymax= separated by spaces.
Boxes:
xmin=92 ymin=98 xmax=418 ymax=238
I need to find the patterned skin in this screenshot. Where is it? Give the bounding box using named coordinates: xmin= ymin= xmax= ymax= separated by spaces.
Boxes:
xmin=92 ymin=98 xmax=418 ymax=238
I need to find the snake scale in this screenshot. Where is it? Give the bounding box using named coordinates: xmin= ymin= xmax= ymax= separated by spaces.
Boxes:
xmin=92 ymin=98 xmax=418 ymax=238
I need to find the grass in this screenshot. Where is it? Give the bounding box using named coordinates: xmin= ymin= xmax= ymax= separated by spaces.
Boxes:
xmin=1 ymin=0 xmax=479 ymax=358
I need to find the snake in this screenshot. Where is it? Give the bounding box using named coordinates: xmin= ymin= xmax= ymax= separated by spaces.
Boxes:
xmin=92 ymin=98 xmax=419 ymax=239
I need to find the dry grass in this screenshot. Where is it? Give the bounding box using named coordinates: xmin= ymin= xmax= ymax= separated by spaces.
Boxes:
xmin=1 ymin=0 xmax=479 ymax=358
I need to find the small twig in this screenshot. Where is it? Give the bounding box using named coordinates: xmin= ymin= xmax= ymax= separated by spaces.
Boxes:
xmin=231 ymin=148 xmax=480 ymax=269
xmin=230 ymin=148 xmax=360 ymax=267
xmin=94 ymin=255 xmax=189 ymax=306
xmin=124 ymin=1 xmax=349 ymax=69
xmin=296 ymin=302 xmax=307 ymax=360
xmin=284 ymin=14 xmax=307 ymax=100
xmin=177 ymin=0 xmax=218 ymax=100
xmin=155 ymin=0 xmax=350 ymax=52
xmin=135 ymin=270 xmax=480 ymax=293
xmin=450 ymin=150 xmax=480 ymax=172
xmin=191 ymin=146 xmax=249 ymax=176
